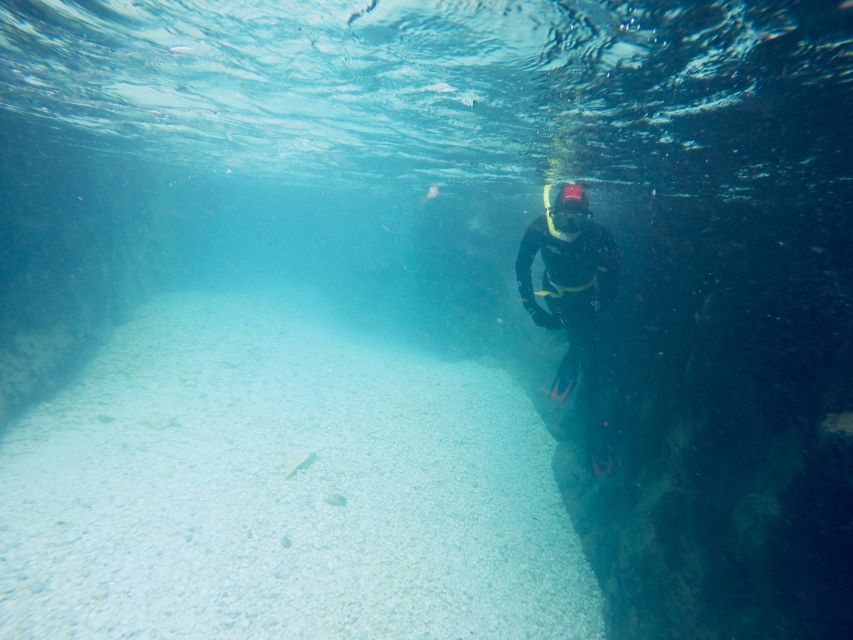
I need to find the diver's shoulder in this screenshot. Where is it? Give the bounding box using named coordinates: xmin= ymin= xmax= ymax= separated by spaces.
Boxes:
xmin=526 ymin=214 xmax=549 ymax=234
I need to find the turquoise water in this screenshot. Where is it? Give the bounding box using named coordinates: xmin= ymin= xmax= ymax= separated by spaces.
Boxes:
xmin=4 ymin=1 xmax=838 ymax=197
xmin=1 ymin=2 xmax=851 ymax=639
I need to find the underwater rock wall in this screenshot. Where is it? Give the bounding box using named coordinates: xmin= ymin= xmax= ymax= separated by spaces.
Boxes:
xmin=550 ymin=195 xmax=853 ymax=640
xmin=0 ymin=118 xmax=178 ymax=430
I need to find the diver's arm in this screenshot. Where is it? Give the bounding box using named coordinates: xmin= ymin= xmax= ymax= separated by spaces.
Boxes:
xmin=515 ymin=221 xmax=541 ymax=315
xmin=515 ymin=218 xmax=561 ymax=329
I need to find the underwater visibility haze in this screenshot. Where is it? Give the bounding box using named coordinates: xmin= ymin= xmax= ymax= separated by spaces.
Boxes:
xmin=1 ymin=1 xmax=852 ymax=639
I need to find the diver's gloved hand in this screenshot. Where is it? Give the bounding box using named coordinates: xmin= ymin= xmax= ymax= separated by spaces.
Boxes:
xmin=529 ymin=306 xmax=562 ymax=330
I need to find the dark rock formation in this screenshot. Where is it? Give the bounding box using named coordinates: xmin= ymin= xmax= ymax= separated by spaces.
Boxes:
xmin=550 ymin=194 xmax=853 ymax=640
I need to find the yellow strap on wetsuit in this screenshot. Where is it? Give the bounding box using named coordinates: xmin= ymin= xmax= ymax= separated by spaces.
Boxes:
xmin=535 ymin=275 xmax=597 ymax=298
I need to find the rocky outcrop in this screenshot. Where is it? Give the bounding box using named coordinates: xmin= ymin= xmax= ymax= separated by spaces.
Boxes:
xmin=0 ymin=326 xmax=75 ymax=426
xmin=0 ymin=114 xmax=179 ymax=430
xmin=548 ymin=196 xmax=853 ymax=640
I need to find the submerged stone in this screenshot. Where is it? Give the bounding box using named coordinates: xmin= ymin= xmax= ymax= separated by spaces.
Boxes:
xmin=282 ymin=450 xmax=316 ymax=478
xmin=324 ymin=493 xmax=347 ymax=507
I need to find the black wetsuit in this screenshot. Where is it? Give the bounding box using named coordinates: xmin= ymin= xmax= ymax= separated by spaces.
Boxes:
xmin=515 ymin=214 xmax=620 ymax=452
xmin=515 ymin=215 xmax=619 ymax=322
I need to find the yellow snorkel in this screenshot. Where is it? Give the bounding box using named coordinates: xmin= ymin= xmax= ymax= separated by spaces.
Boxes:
xmin=543 ymin=182 xmax=573 ymax=242
xmin=534 ymin=180 xmax=596 ymax=298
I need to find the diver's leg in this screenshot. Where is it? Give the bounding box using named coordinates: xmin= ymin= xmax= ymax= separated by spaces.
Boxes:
xmin=576 ymin=311 xmax=600 ymax=411
xmin=550 ymin=338 xmax=580 ymax=402
xmin=575 ymin=313 xmax=614 ymax=476
xmin=545 ymin=293 xmax=580 ymax=403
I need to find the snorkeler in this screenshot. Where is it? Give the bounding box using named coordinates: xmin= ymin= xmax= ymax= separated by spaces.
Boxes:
xmin=515 ymin=183 xmax=620 ymax=476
